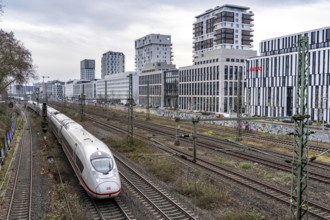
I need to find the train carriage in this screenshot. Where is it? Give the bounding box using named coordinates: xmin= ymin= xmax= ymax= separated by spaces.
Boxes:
xmin=27 ymin=101 xmax=121 ymax=199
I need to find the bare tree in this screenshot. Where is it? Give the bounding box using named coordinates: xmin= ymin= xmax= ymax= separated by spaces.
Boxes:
xmin=0 ymin=29 xmax=36 ymax=93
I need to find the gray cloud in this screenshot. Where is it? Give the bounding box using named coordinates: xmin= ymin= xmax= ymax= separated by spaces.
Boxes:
xmin=2 ymin=0 xmax=329 ymax=81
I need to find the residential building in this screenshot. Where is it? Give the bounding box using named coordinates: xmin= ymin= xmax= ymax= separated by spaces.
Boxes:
xmin=135 ymin=34 xmax=173 ymax=73
xmin=193 ymin=4 xmax=254 ymax=60
xmin=101 ymin=51 xmax=125 ymax=79
xmin=52 ymin=82 xmax=64 ymax=100
xmin=80 ymin=59 xmax=95 ymax=80
xmin=179 ymin=5 xmax=256 ymax=114
xmin=246 ymin=27 xmax=330 ymax=122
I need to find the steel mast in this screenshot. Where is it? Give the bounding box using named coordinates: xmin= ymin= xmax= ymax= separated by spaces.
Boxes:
xmin=290 ymin=36 xmax=310 ymax=220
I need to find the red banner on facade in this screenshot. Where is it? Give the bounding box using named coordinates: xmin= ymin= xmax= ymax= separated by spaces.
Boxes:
xmin=250 ymin=66 xmax=262 ymax=71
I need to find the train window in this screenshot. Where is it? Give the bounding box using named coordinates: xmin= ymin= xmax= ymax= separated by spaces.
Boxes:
xmin=91 ymin=158 xmax=113 ymax=174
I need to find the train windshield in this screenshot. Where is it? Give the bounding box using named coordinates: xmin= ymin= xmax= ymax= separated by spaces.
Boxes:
xmin=91 ymin=157 xmax=113 ymax=174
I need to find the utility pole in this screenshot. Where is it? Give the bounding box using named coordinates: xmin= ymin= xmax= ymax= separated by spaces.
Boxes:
xmin=105 ymin=80 xmax=109 ymax=120
xmin=146 ymin=80 xmax=150 ymax=121
xmin=290 ymin=36 xmax=310 ymax=220
xmin=127 ymin=74 xmax=133 ymax=143
xmin=80 ymin=84 xmax=85 ymax=122
xmin=236 ymin=67 xmax=242 ymax=141
xmin=174 ymin=102 xmax=180 ymax=146
xmin=41 ymin=76 xmax=50 ymax=102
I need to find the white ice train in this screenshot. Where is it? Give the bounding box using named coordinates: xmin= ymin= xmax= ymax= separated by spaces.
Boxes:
xmin=27 ymin=101 xmax=121 ymax=199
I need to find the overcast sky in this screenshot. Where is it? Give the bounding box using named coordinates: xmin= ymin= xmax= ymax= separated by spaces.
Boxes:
xmin=1 ymin=0 xmax=330 ymax=82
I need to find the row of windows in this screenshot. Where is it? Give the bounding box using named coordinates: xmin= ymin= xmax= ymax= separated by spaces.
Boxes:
xmin=223 ymin=97 xmax=239 ymax=113
xmin=180 ymin=66 xmax=219 ymax=82
xmin=248 ymin=50 xmax=330 ymax=81
xmin=139 ymin=85 xmax=161 ymax=96
xmin=139 ymin=74 xmax=162 ymax=85
xmin=261 ymin=29 xmax=330 ymax=55
xmin=224 ymin=66 xmax=244 ymax=80
xmin=179 ymin=82 xmax=219 ymax=96
xmin=139 ymin=96 xmax=161 ymax=108
xmin=194 ymin=58 xmax=219 ymax=65
xmin=248 ymin=86 xmax=330 ymax=121
xmin=179 ymin=96 xmax=219 ymax=113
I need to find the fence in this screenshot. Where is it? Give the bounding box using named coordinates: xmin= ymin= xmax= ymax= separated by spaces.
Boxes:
xmin=0 ymin=113 xmax=17 ymax=169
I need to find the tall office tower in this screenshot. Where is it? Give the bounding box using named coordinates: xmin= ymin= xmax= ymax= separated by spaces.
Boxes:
xmin=246 ymin=27 xmax=330 ymax=122
xmin=135 ymin=34 xmax=173 ymax=73
xmin=80 ymin=59 xmax=95 ymax=80
xmin=178 ymin=5 xmax=256 ymax=114
xmin=101 ymin=51 xmax=125 ymax=79
xmin=193 ymin=4 xmax=254 ymax=59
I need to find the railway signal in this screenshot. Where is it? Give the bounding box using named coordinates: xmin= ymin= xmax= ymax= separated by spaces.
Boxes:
xmin=41 ymin=103 xmax=48 ymax=133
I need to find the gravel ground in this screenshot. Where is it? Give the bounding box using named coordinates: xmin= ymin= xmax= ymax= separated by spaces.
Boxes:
xmin=13 ymin=104 xmax=326 ymax=219
xmin=30 ymin=112 xmax=54 ymax=219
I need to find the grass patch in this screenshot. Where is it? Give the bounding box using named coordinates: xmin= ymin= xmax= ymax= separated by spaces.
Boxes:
xmin=43 ymin=183 xmax=87 ymax=220
xmin=218 ymin=160 xmax=237 ymax=168
xmin=202 ymin=130 xmax=217 ymax=136
xmin=218 ymin=160 xmax=253 ymax=170
xmin=108 ymin=137 xmax=181 ymax=182
xmin=107 ymin=137 xmax=152 ymax=159
xmin=144 ymin=157 xmax=181 ymax=182
xmin=176 ymin=174 xmax=231 ymax=210
xmin=315 ymin=154 xmax=330 ymax=163
xmin=309 ymin=151 xmax=330 ymax=163
xmin=270 ymin=171 xmax=291 ymax=185
xmin=239 ymin=162 xmax=253 ymax=170
xmin=221 ymin=210 xmax=263 ymax=220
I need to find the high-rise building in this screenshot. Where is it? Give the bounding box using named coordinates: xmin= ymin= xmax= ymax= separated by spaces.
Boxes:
xmin=193 ymin=4 xmax=254 ymax=60
xmin=135 ymin=34 xmax=173 ymax=73
xmin=246 ymin=27 xmax=330 ymax=122
xmin=101 ymin=51 xmax=125 ymax=79
xmin=52 ymin=82 xmax=64 ymax=100
xmin=80 ymin=59 xmax=95 ymax=80
xmin=178 ymin=5 xmax=256 ymax=114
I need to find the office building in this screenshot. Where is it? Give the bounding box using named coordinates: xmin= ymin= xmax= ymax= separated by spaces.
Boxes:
xmin=179 ymin=5 xmax=256 ymax=113
xmin=139 ymin=62 xmax=178 ymax=108
xmin=80 ymin=59 xmax=95 ymax=80
xmin=246 ymin=27 xmax=330 ymax=122
xmin=96 ymin=71 xmax=138 ymax=102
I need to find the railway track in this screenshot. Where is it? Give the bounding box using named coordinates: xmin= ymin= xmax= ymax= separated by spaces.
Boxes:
xmin=154 ymin=142 xmax=330 ymax=220
xmin=132 ymin=120 xmax=330 ymax=184
xmin=82 ymin=187 xmax=135 ymax=220
xmin=115 ymin=155 xmax=197 ymax=220
xmin=243 ymin=132 xmax=330 ymax=154
xmin=6 ymin=109 xmax=33 ymax=219
xmin=84 ymin=113 xmax=330 ymax=219
xmin=85 ymin=113 xmax=330 ymax=184
xmin=51 ymin=104 xmax=330 ymax=218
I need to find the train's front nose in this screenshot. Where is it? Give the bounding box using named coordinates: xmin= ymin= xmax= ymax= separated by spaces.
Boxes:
xmin=95 ymin=181 xmax=121 ymax=198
